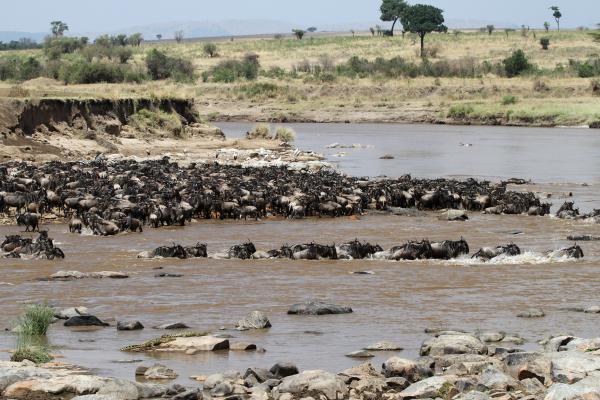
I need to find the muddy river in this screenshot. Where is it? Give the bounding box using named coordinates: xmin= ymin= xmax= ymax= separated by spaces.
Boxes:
xmin=1 ymin=124 xmax=599 ymax=384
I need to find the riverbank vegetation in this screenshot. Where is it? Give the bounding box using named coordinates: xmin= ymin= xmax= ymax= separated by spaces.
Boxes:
xmin=1 ymin=20 xmax=600 ymax=126
xmin=10 ymin=304 xmax=54 ymax=364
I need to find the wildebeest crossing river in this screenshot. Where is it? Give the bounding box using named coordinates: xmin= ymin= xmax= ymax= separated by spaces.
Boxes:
xmin=0 ymin=123 xmax=599 ymax=385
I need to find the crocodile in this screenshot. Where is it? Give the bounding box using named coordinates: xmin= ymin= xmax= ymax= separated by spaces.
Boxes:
xmin=121 ymin=331 xmax=209 ymax=352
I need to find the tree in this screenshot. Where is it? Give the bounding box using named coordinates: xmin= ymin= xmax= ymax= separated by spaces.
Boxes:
xmin=486 ymin=25 xmax=495 ymax=35
xmin=128 ymin=33 xmax=143 ymax=46
xmin=401 ymin=4 xmax=447 ymax=57
xmin=156 ymin=34 xmax=162 ymax=41
xmin=503 ymin=50 xmax=531 ymax=77
xmin=544 ymin=22 xmax=550 ymax=32
xmin=369 ymin=27 xmax=376 ymax=36
xmin=50 ymin=21 xmax=69 ymax=37
xmin=292 ymin=29 xmax=305 ymax=40
xmin=174 ymin=31 xmax=184 ymax=43
xmin=589 ymin=24 xmax=600 ymax=42
xmin=380 ymin=0 xmax=408 ymax=37
xmin=550 ymin=6 xmax=562 ymax=31
xmin=113 ymin=34 xmax=128 ymax=46
xmin=307 ymin=27 xmax=317 ymax=33
xmin=203 ymin=42 xmax=218 ymax=58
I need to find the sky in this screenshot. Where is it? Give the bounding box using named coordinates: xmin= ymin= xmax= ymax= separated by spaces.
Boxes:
xmin=1 ymin=0 xmax=598 ymax=33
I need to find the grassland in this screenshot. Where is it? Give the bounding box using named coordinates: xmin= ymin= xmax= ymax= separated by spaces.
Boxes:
xmin=1 ymin=29 xmax=600 ymax=126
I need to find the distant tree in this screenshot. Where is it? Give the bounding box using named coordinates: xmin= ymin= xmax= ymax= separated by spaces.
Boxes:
xmin=550 ymin=6 xmax=562 ymax=31
xmin=589 ymin=24 xmax=600 ymax=42
xmin=174 ymin=31 xmax=184 ymax=43
xmin=94 ymin=35 xmax=112 ymax=47
xmin=401 ymin=4 xmax=447 ymax=57
xmin=486 ymin=25 xmax=495 ymax=35
xmin=128 ymin=33 xmax=143 ymax=46
xmin=203 ymin=42 xmax=218 ymax=58
xmin=156 ymin=34 xmax=162 ymax=41
xmin=543 ymin=21 xmax=550 ymax=32
xmin=505 ymin=28 xmax=515 ymax=38
xmin=307 ymin=27 xmax=317 ymax=33
xmin=114 ymin=34 xmax=128 ymax=46
xmin=380 ymin=0 xmax=408 ymax=37
xmin=540 ymin=37 xmax=550 ymax=50
xmin=375 ymin=25 xmax=383 ymax=36
xmin=350 ymin=29 xmax=355 ymax=37
xmin=292 ymin=29 xmax=305 ymax=40
xmin=503 ymin=49 xmax=531 ymax=77
xmin=50 ymin=21 xmax=69 ymax=37
xmin=369 ymin=27 xmax=376 ymax=36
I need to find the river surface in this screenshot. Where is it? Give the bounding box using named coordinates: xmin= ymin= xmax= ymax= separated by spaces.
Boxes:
xmin=1 ymin=123 xmax=599 ymax=385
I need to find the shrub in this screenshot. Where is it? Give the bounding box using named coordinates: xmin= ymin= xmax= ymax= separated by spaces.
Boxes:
xmin=0 ymin=56 xmax=43 ymax=81
xmin=145 ymin=49 xmax=195 ymax=82
xmin=503 ymin=50 xmax=531 ymax=77
xmin=447 ymin=104 xmax=474 ymax=119
xmin=533 ymin=79 xmax=549 ymax=92
xmin=203 ymin=43 xmax=218 ymax=58
xmin=15 ymin=304 xmax=54 ymax=336
xmin=246 ymin=123 xmax=272 ymax=139
xmin=208 ymin=54 xmax=260 ymax=82
xmin=43 ymin=36 xmax=87 ymax=60
xmin=114 ymin=47 xmax=133 ymax=64
xmin=128 ymin=109 xmax=183 ymax=136
xmin=11 ymin=343 xmax=53 ymax=364
xmin=275 ymin=127 xmax=296 ymax=143
xmin=501 ymin=95 xmax=518 ymax=105
xmin=238 ymin=82 xmax=279 ymax=98
xmin=591 ymin=79 xmax=600 ymax=96
xmin=292 ymin=29 xmax=305 ymax=40
xmin=59 ymin=61 xmax=126 ymax=84
xmin=540 ymin=38 xmax=550 ymax=50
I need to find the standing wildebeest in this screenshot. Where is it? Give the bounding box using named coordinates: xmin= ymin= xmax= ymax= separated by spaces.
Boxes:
xmin=16 ymin=213 xmax=40 ymax=232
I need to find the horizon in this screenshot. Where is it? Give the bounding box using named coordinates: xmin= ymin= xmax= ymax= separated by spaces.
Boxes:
xmin=1 ymin=0 xmax=598 ymax=38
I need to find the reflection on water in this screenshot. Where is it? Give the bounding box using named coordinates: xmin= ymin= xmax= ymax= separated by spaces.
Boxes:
xmin=0 ymin=123 xmax=599 ymax=383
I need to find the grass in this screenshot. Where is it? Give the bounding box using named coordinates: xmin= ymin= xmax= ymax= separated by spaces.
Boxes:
xmin=14 ymin=304 xmax=54 ymax=336
xmin=275 ymin=126 xmax=296 ymax=143
xmin=246 ymin=123 xmax=272 ymax=139
xmin=11 ymin=338 xmax=53 ymax=364
xmin=1 ymin=30 xmax=600 ymax=126
xmin=128 ymin=109 xmax=183 ymax=136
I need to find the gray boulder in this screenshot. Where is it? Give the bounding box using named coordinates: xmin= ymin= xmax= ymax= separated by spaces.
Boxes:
xmin=545 ymin=375 xmax=600 ymax=399
xmin=117 ymin=321 xmax=144 ymax=331
xmin=287 ymin=301 xmax=352 ymax=315
xmin=516 ymin=308 xmax=545 ymax=318
xmin=420 ymin=334 xmax=487 ymax=357
xmin=144 ymin=364 xmax=178 ymax=380
xmin=269 ymin=362 xmax=299 ymax=378
xmin=54 ymin=307 xmax=89 ymax=320
xmin=363 ymin=341 xmax=403 ymax=351
xmin=382 ymin=357 xmax=431 ymax=382
xmin=64 ymin=315 xmax=109 ymax=327
xmin=153 ymin=322 xmax=189 ymax=330
xmin=398 ymin=375 xmax=457 ymax=399
xmin=236 ymin=311 xmax=272 ymax=331
xmin=276 ymin=370 xmax=348 ymax=400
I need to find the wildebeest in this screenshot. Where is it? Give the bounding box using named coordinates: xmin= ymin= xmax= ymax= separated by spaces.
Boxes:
xmin=2 ymin=231 xmax=65 ymax=260
xmin=548 ymin=245 xmax=584 ymax=259
xmin=16 ymin=213 xmax=40 ymax=232
xmin=383 ymin=240 xmax=433 ymax=260
xmin=556 ymin=202 xmax=579 ymax=219
xmin=338 ymin=239 xmax=383 ymax=259
xmin=472 ymin=244 xmax=521 ymax=261
xmin=227 ymin=242 xmax=257 ymax=259
xmin=430 ymin=239 xmax=470 ymax=260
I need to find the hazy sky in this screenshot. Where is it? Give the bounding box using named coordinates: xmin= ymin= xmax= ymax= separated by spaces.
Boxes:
xmin=1 ymin=0 xmax=598 ymax=32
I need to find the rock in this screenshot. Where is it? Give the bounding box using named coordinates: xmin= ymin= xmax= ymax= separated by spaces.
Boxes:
xmin=155 ymin=273 xmax=184 ymax=278
xmin=54 ymin=307 xmax=89 ymax=319
xmin=477 ymin=331 xmax=506 ymax=343
xmin=144 ymin=364 xmax=178 ymax=380
xmin=584 ymin=306 xmax=600 ymax=314
xmin=153 ymin=322 xmax=189 ymax=330
xmin=420 ymin=334 xmax=487 ymax=357
xmin=379 ymin=154 xmax=395 ymax=160
xmin=135 ymin=366 xmax=148 ymax=376
xmin=398 ymin=376 xmax=457 ymax=399
xmin=340 ymin=362 xmax=383 ymax=381
xmin=269 ymin=362 xmax=299 ymax=378
xmin=345 ymin=350 xmax=374 ymax=358
xmin=454 ymin=392 xmax=492 ymax=400
xmin=439 ymin=209 xmax=468 ymax=221
xmin=385 ymin=377 xmax=410 ymax=390
xmin=117 ymin=321 xmax=144 ymax=331
xmin=64 ymin=315 xmax=109 ymax=327
xmin=276 ymin=370 xmax=348 ymax=400
xmin=504 ymin=352 xmax=551 ymax=383
xmin=351 ymin=271 xmax=374 ymax=275
xmin=49 ymin=270 xmax=129 ymax=280
xmin=211 ymin=381 xmax=234 ymax=397
xmin=382 ymin=357 xmax=431 ymax=382
xmin=172 ymin=389 xmax=201 ymax=400
xmin=287 ymin=301 xmax=352 ymax=315
xmin=567 ymin=235 xmax=600 ymax=241
xmin=230 ymin=342 xmax=257 ymax=351
xmin=548 ymin=351 xmax=600 ymax=384
xmin=545 ymin=375 xmax=600 ymax=399
xmin=516 ymin=308 xmax=545 ymax=318
xmin=477 ymin=366 xmax=518 ymax=391
xmin=244 ymin=367 xmax=275 ymax=384
xmin=157 ymin=336 xmax=229 ymax=353
xmin=363 ymin=341 xmax=403 ymax=351
xmin=204 ymin=373 xmax=227 ymax=390
xmin=236 ymin=311 xmax=272 ymax=331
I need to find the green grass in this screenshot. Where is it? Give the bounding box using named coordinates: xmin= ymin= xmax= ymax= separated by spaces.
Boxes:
xmin=11 ymin=342 xmax=53 ymax=364
xmin=128 ymin=109 xmax=183 ymax=135
xmin=14 ymin=304 xmax=54 ymax=336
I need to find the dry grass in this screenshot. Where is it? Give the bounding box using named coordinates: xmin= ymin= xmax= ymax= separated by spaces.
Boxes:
xmin=1 ymin=30 xmax=600 ymax=126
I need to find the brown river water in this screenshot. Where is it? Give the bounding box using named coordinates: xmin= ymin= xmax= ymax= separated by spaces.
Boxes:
xmin=1 ymin=124 xmax=600 ymax=384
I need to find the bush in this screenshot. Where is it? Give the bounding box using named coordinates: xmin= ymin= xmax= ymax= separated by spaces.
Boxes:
xmin=15 ymin=304 xmax=54 ymax=336
xmin=128 ymin=109 xmax=183 ymax=136
xmin=145 ymin=49 xmax=195 ymax=82
xmin=292 ymin=29 xmax=305 ymax=40
xmin=0 ymin=56 xmax=43 ymax=81
xmin=533 ymin=79 xmax=549 ymax=92
xmin=447 ymin=104 xmax=474 ymax=119
xmin=208 ymin=54 xmax=260 ymax=83
xmin=203 ymin=43 xmax=218 ymax=58
xmin=540 ymin=38 xmax=550 ymax=50
xmin=11 ymin=343 xmax=53 ymax=364
xmin=114 ymin=47 xmax=133 ymax=64
xmin=43 ymin=36 xmax=87 ymax=60
xmin=59 ymin=60 xmax=126 ymax=84
xmin=501 ymin=95 xmax=518 ymax=105
xmin=238 ymin=82 xmax=279 ymax=98
xmin=246 ymin=123 xmax=272 ymax=139
xmin=591 ymin=79 xmax=600 ymax=96
xmin=503 ymin=50 xmax=532 ymax=78
xmin=275 ymin=126 xmax=296 ymax=143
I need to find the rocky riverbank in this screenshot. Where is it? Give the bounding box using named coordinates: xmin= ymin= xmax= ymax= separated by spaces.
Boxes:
xmin=2 ymin=330 xmax=600 ymax=399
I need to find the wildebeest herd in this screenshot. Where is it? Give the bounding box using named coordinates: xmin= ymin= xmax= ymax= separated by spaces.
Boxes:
xmin=138 ymin=238 xmax=584 ymax=262
xmin=1 ymin=231 xmax=64 ymax=259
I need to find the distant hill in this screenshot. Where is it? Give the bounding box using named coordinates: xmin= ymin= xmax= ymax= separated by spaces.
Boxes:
xmin=0 ymin=31 xmax=47 ymax=43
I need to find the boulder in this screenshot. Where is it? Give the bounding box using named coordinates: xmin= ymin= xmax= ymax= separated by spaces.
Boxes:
xmin=287 ymin=301 xmax=352 ymax=315
xmin=269 ymin=362 xmax=299 ymax=379
xmin=276 ymin=370 xmax=347 ymax=400
xmin=117 ymin=321 xmax=144 ymax=331
xmin=382 ymin=357 xmax=431 ymax=382
xmin=545 ymin=375 xmax=600 ymax=399
xmin=210 ymin=381 xmax=234 ymax=397
xmin=49 ymin=270 xmax=129 ymax=280
xmin=548 ymin=351 xmax=600 ymax=384
xmin=503 ymin=352 xmax=551 ymax=384
xmin=345 ymin=350 xmax=374 ymax=358
xmin=153 ymin=322 xmax=189 ymax=330
xmin=157 ymin=336 xmax=229 ymax=353
xmin=477 ymin=331 xmax=506 ymax=343
xmin=398 ymin=375 xmax=457 ymax=399
xmin=363 ymin=341 xmax=403 ymax=351
xmin=477 ymin=366 xmax=519 ymax=391
xmin=236 ymin=311 xmax=272 ymax=331
xmin=64 ymin=315 xmax=109 ymax=327
xmin=230 ymin=342 xmax=257 ymax=351
xmin=54 ymin=307 xmax=89 ymax=320
xmin=420 ymin=334 xmax=487 ymax=357
xmin=516 ymin=308 xmax=545 ymax=318
xmin=144 ymin=364 xmax=178 ymax=380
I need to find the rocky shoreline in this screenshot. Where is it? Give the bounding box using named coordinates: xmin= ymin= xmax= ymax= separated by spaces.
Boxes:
xmin=2 ymin=329 xmax=600 ymax=399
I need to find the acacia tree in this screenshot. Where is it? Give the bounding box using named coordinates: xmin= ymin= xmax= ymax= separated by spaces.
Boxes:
xmin=401 ymin=4 xmax=446 ymax=57
xmin=486 ymin=25 xmax=495 ymax=35
xmin=50 ymin=21 xmax=69 ymax=37
xmin=128 ymin=33 xmax=143 ymax=46
xmin=156 ymin=34 xmax=162 ymax=41
xmin=550 ymin=6 xmax=562 ymax=31
xmin=543 ymin=22 xmax=550 ymax=32
xmin=174 ymin=31 xmax=184 ymax=43
xmin=380 ymin=0 xmax=408 ymax=37
xmin=292 ymin=29 xmax=305 ymax=40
